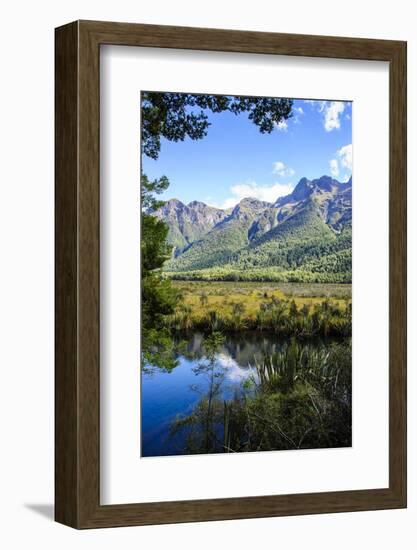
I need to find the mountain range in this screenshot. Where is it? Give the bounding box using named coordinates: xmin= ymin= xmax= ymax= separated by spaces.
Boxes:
xmin=152 ymin=175 xmax=352 ymax=283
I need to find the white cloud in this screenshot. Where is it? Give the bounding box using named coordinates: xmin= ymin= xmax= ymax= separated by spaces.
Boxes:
xmin=275 ymin=120 xmax=288 ymax=132
xmin=292 ymin=106 xmax=304 ymax=124
xmin=324 ymin=101 xmax=345 ymax=131
xmin=318 ymin=101 xmax=327 ymax=112
xmin=304 ymin=99 xmax=327 ymax=112
xmin=337 ymin=144 xmax=352 ymax=170
xmin=304 ymin=100 xmax=346 ymax=131
xmin=273 ymin=161 xmax=285 ymax=173
xmin=272 ymin=161 xmax=295 ymax=178
xmin=329 ymin=159 xmax=339 ymax=177
xmin=207 ymin=181 xmax=294 ymax=209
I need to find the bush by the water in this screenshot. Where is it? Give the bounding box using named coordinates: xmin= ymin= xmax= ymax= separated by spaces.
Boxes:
xmin=170 ymin=336 xmax=352 ymax=454
xmin=167 ymin=295 xmax=351 ymax=338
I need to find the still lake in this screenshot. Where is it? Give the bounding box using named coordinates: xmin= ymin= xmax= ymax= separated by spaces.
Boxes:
xmin=141 ymin=332 xmax=336 ymax=457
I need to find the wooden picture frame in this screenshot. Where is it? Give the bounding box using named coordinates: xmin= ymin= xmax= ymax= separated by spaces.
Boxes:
xmin=55 ymin=20 xmax=407 ymax=528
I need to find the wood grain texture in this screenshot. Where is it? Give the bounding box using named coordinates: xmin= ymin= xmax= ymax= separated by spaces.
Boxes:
xmin=55 ymin=20 xmax=407 ymax=529
xmin=55 ymin=21 xmax=79 ymax=527
xmin=388 ymin=41 xmax=407 ymax=503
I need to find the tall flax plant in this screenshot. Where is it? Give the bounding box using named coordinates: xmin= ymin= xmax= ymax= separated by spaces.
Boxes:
xmin=256 ymin=339 xmax=303 ymax=393
xmin=255 ymin=339 xmax=350 ymax=400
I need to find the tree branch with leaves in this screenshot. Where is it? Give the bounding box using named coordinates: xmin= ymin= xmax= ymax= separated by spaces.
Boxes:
xmin=141 ymin=92 xmax=293 ymax=160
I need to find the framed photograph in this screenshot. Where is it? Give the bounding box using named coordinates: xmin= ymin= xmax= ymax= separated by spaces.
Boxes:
xmin=55 ymin=20 xmax=406 ymax=528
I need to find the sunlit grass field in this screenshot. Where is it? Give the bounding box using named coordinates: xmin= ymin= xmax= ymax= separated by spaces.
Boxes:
xmin=172 ymin=280 xmax=351 ymax=320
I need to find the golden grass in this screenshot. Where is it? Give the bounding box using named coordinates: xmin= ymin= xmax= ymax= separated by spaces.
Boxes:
xmin=172 ymin=280 xmax=351 ymax=321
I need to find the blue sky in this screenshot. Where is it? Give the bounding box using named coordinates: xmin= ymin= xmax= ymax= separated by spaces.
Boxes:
xmin=142 ymin=98 xmax=352 ymax=209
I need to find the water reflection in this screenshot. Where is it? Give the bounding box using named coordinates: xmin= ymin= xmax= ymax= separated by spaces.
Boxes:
xmin=141 ymin=332 xmax=345 ymax=457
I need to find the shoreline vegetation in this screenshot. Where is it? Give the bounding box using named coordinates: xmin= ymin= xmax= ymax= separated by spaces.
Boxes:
xmin=168 ymin=334 xmax=351 ymax=455
xmin=163 ymin=280 xmax=351 ymax=338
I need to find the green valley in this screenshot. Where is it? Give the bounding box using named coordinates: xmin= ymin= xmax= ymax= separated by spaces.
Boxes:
xmin=154 ymin=175 xmax=352 ymax=283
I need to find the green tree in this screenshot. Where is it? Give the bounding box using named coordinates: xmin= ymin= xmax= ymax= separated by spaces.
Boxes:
xmin=141 ymin=173 xmax=181 ymax=372
xmin=141 ymin=172 xmax=169 ymax=211
xmin=141 ymin=92 xmax=293 ymax=160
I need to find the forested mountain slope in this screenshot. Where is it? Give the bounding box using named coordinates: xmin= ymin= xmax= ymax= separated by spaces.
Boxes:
xmin=152 ymin=175 xmax=352 ymax=282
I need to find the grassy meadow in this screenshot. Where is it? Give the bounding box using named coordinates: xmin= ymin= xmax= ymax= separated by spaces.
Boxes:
xmin=165 ymin=280 xmax=352 ymax=337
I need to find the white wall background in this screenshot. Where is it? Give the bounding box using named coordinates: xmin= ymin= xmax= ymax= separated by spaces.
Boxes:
xmin=0 ymin=0 xmax=415 ymax=547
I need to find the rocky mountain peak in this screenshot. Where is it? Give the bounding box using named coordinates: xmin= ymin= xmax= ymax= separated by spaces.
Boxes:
xmin=152 ymin=174 xmax=352 ymax=265
xmin=232 ymin=197 xmax=270 ymax=213
xmin=160 ymin=198 xmax=185 ymax=212
xmin=289 ymin=177 xmax=314 ymax=201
